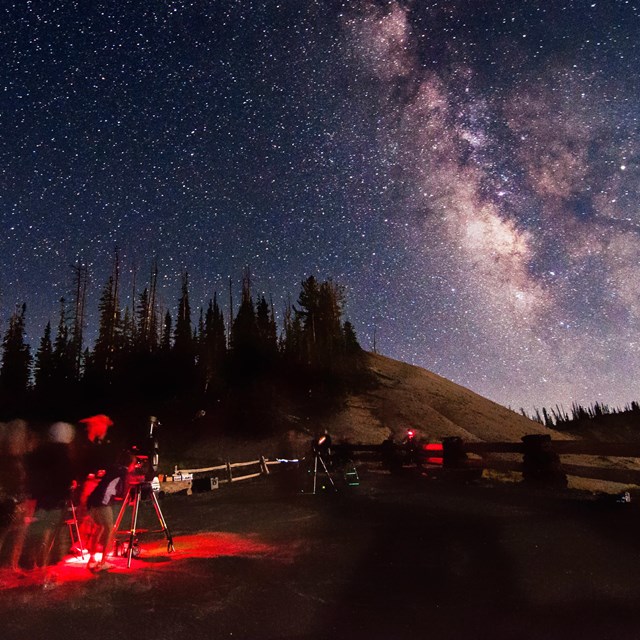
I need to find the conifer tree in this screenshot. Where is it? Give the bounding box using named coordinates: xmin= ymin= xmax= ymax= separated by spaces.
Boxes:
xmin=174 ymin=272 xmax=194 ymax=357
xmin=281 ymin=297 xmax=303 ymax=362
xmin=70 ymin=263 xmax=88 ymax=377
xmin=93 ymin=275 xmax=121 ymax=374
xmin=231 ymin=270 xmax=258 ymax=357
xmin=160 ymin=311 xmax=172 ymax=352
xmin=198 ymin=293 xmax=226 ymax=390
xmin=295 ymin=276 xmax=345 ymax=367
xmin=135 ymin=261 xmax=159 ymax=353
xmin=342 ymin=320 xmax=361 ymax=354
xmin=52 ymin=297 xmax=76 ymax=385
xmin=121 ymin=306 xmax=135 ymax=351
xmin=0 ymin=303 xmax=31 ymax=396
xmin=256 ymin=295 xmax=277 ymax=355
xmin=34 ymin=321 xmax=54 ymax=393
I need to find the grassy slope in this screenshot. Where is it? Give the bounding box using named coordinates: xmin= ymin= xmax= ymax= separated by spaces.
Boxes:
xmin=329 ymin=352 xmax=566 ymax=444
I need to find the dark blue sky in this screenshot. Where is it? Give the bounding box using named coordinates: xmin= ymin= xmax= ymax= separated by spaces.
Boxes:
xmin=1 ymin=1 xmax=639 ymax=412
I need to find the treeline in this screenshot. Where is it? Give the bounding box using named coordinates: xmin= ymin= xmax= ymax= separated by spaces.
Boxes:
xmin=523 ymin=401 xmax=640 ymax=429
xmin=0 ymin=260 xmax=364 ymax=431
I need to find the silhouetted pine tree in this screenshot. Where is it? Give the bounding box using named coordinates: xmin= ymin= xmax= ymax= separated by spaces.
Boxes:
xmin=295 ymin=276 xmax=346 ymax=368
xmin=230 ymin=270 xmax=258 ymax=363
xmin=316 ymin=279 xmax=345 ymax=365
xmin=342 ymin=320 xmax=361 ymax=354
xmin=256 ymin=296 xmax=277 ymax=356
xmin=70 ymin=262 xmax=89 ymax=377
xmin=52 ymin=297 xmax=76 ymax=387
xmin=92 ymin=274 xmax=121 ymax=376
xmin=196 ymin=294 xmax=226 ymax=393
xmin=160 ymin=311 xmax=172 ymax=352
xmin=135 ymin=261 xmax=159 ymax=353
xmin=34 ymin=321 xmax=54 ymax=394
xmin=296 ymin=275 xmax=320 ymax=364
xmin=0 ymin=304 xmax=31 ymax=399
xmin=174 ymin=272 xmax=194 ymax=357
xmin=281 ymin=298 xmax=303 ymax=363
xmin=120 ymin=306 xmax=135 ymax=355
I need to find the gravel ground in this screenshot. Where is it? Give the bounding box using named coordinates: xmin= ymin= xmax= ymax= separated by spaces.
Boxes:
xmin=2 ymin=469 xmax=640 ymax=640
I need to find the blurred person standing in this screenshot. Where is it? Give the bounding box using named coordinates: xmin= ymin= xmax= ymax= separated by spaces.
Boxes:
xmin=0 ymin=419 xmax=36 ymax=572
xmin=26 ymin=421 xmax=77 ymax=568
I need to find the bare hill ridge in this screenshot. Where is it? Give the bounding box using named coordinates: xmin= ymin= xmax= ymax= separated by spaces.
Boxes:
xmin=328 ymin=352 xmax=564 ymax=444
xmin=181 ymin=351 xmax=567 ymax=466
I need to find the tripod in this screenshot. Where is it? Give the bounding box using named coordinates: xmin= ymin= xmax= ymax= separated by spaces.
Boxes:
xmin=44 ymin=497 xmax=86 ymax=565
xmin=113 ymin=482 xmax=175 ymax=568
xmin=312 ymin=450 xmax=337 ymax=494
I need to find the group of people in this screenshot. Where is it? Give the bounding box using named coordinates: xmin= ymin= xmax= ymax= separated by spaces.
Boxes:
xmin=0 ymin=414 xmax=136 ymax=575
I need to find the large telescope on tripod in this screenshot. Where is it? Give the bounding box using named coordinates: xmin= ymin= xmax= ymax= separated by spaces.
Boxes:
xmin=113 ymin=416 xmax=174 ymax=568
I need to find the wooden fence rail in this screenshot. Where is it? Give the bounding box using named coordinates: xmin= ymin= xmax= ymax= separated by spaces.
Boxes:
xmin=177 ymin=456 xmax=280 ymax=485
xmin=170 ymin=435 xmax=640 ymax=491
xmin=336 ymin=436 xmax=640 ymax=487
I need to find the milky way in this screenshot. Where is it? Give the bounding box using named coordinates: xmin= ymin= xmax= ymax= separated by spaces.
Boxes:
xmin=1 ymin=1 xmax=639 ymax=412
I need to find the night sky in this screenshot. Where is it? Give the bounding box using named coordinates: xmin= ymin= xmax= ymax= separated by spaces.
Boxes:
xmin=1 ymin=1 xmax=639 ymax=413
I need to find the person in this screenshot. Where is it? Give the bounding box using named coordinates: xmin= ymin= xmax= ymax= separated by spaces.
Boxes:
xmin=74 ymin=414 xmax=116 ymax=546
xmin=78 ymin=414 xmax=114 ymax=446
xmin=0 ymin=419 xmax=36 ymax=572
xmin=380 ymin=432 xmax=402 ymax=475
xmin=26 ymin=421 xmax=77 ymax=569
xmin=85 ymin=450 xmax=136 ymax=572
xmin=402 ymin=428 xmax=421 ymax=467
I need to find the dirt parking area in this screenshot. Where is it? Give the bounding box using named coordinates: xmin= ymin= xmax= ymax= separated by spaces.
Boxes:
xmin=2 ymin=471 xmax=640 ymax=640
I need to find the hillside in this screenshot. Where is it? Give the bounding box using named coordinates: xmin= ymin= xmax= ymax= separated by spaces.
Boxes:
xmin=327 ymin=352 xmax=564 ymax=444
xmin=178 ymin=351 xmax=566 ymax=466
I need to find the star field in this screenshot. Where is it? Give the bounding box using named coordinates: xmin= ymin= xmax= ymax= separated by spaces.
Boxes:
xmin=1 ymin=1 xmax=639 ymax=412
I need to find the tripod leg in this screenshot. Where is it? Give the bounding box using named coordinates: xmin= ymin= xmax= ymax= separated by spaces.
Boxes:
xmin=312 ymin=454 xmax=319 ymax=495
xmin=318 ymin=455 xmax=337 ymax=491
xmin=69 ymin=500 xmax=86 ymax=559
xmin=43 ymin=507 xmax=67 ymax=566
xmin=113 ymin=487 xmax=131 ymax=536
xmin=126 ymin=486 xmax=141 ymax=568
xmin=149 ymin=491 xmax=175 ymax=553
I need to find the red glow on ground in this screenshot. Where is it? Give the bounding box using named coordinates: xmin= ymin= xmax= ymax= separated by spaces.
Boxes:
xmin=426 ymin=457 xmax=444 ymax=466
xmin=0 ymin=532 xmax=288 ymax=591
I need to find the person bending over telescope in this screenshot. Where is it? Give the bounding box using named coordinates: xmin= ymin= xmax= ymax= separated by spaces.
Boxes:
xmin=85 ymin=450 xmax=137 ymax=572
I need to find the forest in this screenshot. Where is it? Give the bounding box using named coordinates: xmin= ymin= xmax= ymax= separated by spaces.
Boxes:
xmin=0 ymin=258 xmax=365 ymax=435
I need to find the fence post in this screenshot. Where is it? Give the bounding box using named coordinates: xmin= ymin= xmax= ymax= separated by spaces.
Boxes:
xmin=260 ymin=456 xmax=270 ymax=475
xmin=521 ymin=434 xmax=567 ymax=487
xmin=226 ymin=460 xmax=232 ymax=483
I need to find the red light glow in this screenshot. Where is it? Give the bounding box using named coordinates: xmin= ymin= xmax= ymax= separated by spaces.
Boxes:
xmin=0 ymin=532 xmax=290 ymax=591
xmin=79 ymin=414 xmax=114 ymax=442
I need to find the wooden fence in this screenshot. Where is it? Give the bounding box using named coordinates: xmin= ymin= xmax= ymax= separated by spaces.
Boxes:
xmin=170 ymin=435 xmax=640 ymax=492
xmin=335 ymin=436 xmax=640 ymax=486
xmin=176 ymin=456 xmax=283 ymax=485
xmin=460 ymin=437 xmax=640 ymax=485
